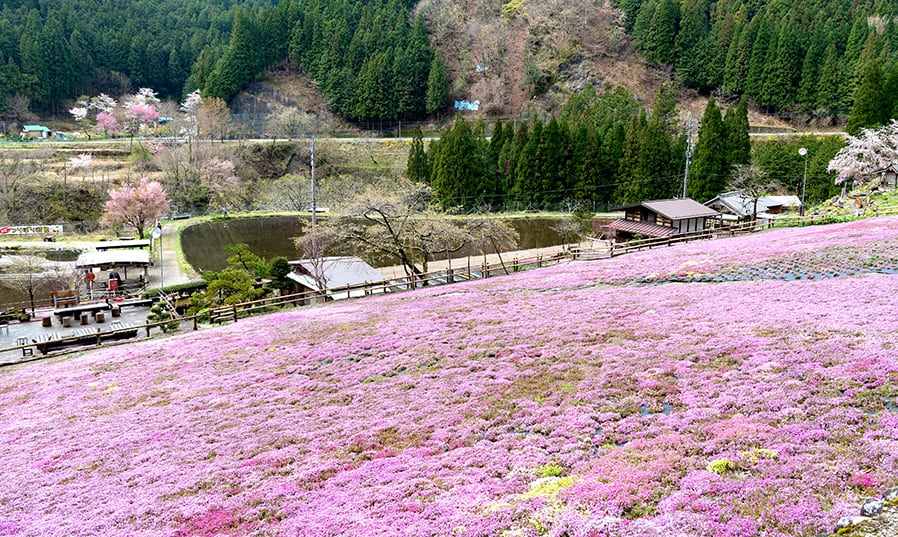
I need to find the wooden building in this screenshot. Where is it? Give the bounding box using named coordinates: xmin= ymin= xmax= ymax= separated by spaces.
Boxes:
xmin=287 ymin=256 xmax=385 ymax=302
xmin=608 ymin=199 xmax=720 ymax=242
xmin=705 ymin=191 xmax=801 ymax=223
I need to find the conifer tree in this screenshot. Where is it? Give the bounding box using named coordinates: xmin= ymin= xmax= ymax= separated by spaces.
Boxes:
xmin=203 ymin=9 xmax=263 ymax=102
xmin=724 ymin=98 xmax=751 ymax=165
xmin=723 ymin=12 xmax=752 ymax=96
xmin=599 ymin=123 xmax=626 ymax=204
xmin=406 ymin=126 xmax=430 ymax=183
xmin=513 ymin=120 xmax=543 ymax=209
xmin=429 ymin=116 xmax=485 ymax=208
xmin=425 ymin=55 xmax=450 ymax=115
xmin=632 ymin=0 xmax=660 ymax=50
xmin=636 ymin=85 xmax=680 ymax=200
xmin=614 ymin=115 xmax=648 ymax=204
xmin=816 ymin=43 xmax=848 ymax=113
xmin=500 ymin=122 xmax=529 ymax=200
xmin=687 ymin=97 xmax=729 ymax=202
xmin=763 ymin=26 xmax=800 ymax=109
xmin=745 ymin=15 xmax=772 ymax=104
xmin=539 ymin=117 xmax=573 ymax=204
xmin=797 ymin=41 xmax=824 ymax=111
xmin=575 ymin=126 xmax=605 ymax=204
xmin=846 ymin=59 xmax=887 ymax=135
xmin=354 ymin=51 xmax=392 ymax=122
xmin=643 ymin=0 xmax=679 ymax=64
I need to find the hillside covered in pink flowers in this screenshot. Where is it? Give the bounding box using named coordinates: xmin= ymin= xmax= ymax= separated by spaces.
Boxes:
xmin=2 ymin=218 xmax=898 ymax=537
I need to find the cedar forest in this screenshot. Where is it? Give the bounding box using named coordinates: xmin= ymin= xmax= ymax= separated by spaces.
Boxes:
xmin=0 ymin=0 xmax=895 ymax=218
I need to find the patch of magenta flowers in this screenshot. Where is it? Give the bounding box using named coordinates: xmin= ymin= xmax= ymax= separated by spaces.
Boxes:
xmin=0 ymin=217 xmax=897 ymax=536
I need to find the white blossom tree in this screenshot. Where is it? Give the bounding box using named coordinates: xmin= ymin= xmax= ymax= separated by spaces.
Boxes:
xmin=180 ymin=90 xmax=201 ymax=140
xmin=827 ymin=120 xmax=898 ymax=190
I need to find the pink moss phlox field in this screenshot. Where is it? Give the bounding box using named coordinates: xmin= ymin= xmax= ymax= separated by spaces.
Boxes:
xmin=2 ymin=217 xmax=898 ymax=536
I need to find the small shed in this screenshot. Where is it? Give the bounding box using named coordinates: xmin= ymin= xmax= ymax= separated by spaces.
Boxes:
xmin=705 ymin=191 xmax=801 ymax=222
xmin=287 ymin=256 xmax=385 ymax=301
xmin=21 ymin=125 xmax=51 ymax=139
xmin=871 ymin=163 xmax=898 ymax=190
xmin=608 ymin=198 xmax=720 ymax=242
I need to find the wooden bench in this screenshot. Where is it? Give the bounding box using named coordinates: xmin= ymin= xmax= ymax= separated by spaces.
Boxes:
xmin=106 ymin=322 xmax=139 ymax=341
xmin=50 ymin=290 xmax=79 ymax=308
xmin=33 ymin=333 xmax=61 ymax=355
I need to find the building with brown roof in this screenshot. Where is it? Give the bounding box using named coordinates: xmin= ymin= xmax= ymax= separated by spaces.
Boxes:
xmin=608 ymin=199 xmax=721 ymax=242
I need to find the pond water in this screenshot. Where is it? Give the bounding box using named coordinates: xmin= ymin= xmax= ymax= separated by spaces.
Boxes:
xmin=181 ymin=215 xmax=586 ymax=272
xmin=0 ymin=248 xmax=83 ymax=311
xmin=0 ymin=215 xmax=596 ymax=310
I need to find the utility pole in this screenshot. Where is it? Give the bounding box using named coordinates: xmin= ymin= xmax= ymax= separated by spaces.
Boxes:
xmin=682 ymin=114 xmax=696 ymax=198
xmin=311 ymin=115 xmax=318 ymax=226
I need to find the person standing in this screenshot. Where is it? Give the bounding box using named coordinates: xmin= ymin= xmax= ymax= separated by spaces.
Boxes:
xmin=108 ymin=269 xmax=121 ymax=297
xmin=85 ymin=270 xmax=96 ymax=299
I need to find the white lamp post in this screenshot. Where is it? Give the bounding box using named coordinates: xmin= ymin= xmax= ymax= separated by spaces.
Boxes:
xmin=151 ymin=223 xmax=164 ymax=290
xmin=798 ymin=147 xmax=808 ymax=216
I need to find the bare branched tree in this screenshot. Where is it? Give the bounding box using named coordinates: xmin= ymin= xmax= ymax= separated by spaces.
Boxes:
xmin=729 ymin=165 xmax=782 ymax=222
xmin=329 ymin=179 xmax=473 ymax=278
xmin=466 ymin=216 xmax=520 ymax=273
xmin=293 ymin=224 xmax=339 ymax=290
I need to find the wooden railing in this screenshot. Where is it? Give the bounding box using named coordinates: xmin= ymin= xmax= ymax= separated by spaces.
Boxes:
xmin=570 ymin=219 xmax=774 ymax=259
xmin=0 ymin=253 xmax=569 ymax=362
xmin=16 ymin=207 xmax=887 ymax=362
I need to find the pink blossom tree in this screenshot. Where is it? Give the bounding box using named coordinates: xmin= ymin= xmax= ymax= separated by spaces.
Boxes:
xmin=122 ymin=88 xmax=161 ymax=141
xmin=101 ymin=177 xmax=170 ymax=239
xmin=71 ymin=93 xmax=120 ymax=138
xmin=95 ymin=112 xmax=120 ymax=137
xmin=827 ymin=120 xmax=898 ymax=189
xmin=201 ymin=157 xmax=241 ymax=213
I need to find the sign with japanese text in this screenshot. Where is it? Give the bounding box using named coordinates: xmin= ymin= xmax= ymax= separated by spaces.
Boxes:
xmin=0 ymin=225 xmax=63 ymax=235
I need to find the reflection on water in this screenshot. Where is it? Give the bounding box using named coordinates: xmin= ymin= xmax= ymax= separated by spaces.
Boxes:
xmin=0 ymin=282 xmax=45 ymax=311
xmin=181 ymin=216 xmax=578 ymax=273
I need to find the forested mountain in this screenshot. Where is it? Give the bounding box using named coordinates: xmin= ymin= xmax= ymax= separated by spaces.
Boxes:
xmin=616 ymin=0 xmax=898 ymax=128
xmin=0 ymin=0 xmax=445 ymax=123
xmin=4 ymin=0 xmax=898 ymax=131
xmin=203 ymin=0 xmax=444 ymax=122
xmin=0 ymin=0 xmax=274 ymax=114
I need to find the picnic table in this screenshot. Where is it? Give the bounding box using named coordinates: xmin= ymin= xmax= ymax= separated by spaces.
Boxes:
xmin=52 ymin=302 xmax=112 ymax=321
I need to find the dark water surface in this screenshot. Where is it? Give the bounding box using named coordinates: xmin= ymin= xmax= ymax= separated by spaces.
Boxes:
xmin=181 ymin=215 xmax=578 ymax=273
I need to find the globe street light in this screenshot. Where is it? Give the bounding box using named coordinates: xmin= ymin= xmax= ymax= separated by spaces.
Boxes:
xmin=151 ymin=223 xmax=164 ymax=290
xmin=798 ymin=147 xmax=808 ymax=217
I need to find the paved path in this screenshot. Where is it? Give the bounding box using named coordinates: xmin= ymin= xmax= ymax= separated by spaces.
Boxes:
xmin=154 ymin=221 xmax=196 ymax=287
xmin=376 ymin=245 xmax=575 ymax=280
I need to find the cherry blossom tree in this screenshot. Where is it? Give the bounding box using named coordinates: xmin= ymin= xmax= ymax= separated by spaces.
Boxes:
xmin=95 ymin=112 xmax=120 ymax=137
xmin=69 ymin=101 xmax=91 ymax=139
xmin=101 ymin=177 xmax=170 ymax=239
xmin=827 ymin=120 xmax=898 ymax=188
xmin=68 ymin=153 xmax=92 ymax=181
xmin=200 ymin=157 xmax=241 ymax=213
xmin=71 ymin=93 xmax=119 ymax=139
xmin=122 ymin=88 xmax=161 ymax=140
xmin=180 ymin=90 xmax=201 ymax=140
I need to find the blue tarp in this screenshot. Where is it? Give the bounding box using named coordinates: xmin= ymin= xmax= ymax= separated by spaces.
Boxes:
xmin=454 ymin=100 xmax=480 ymax=111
